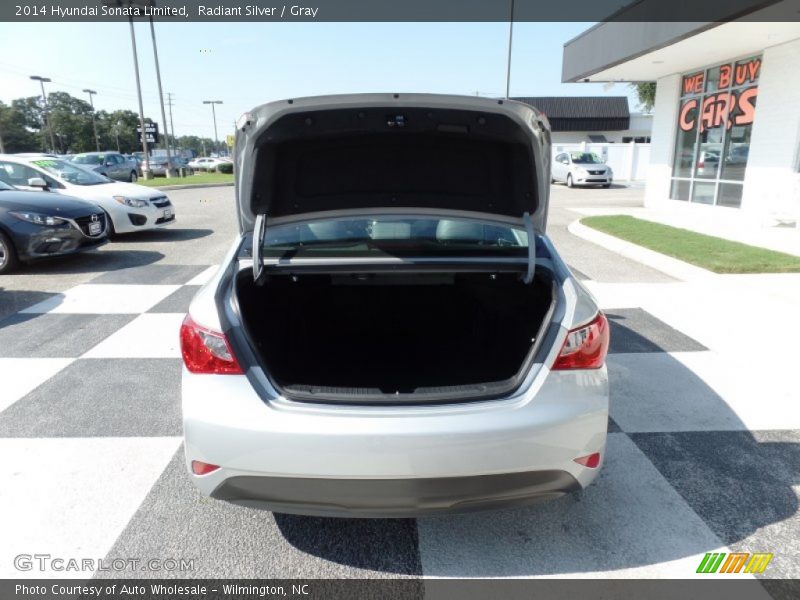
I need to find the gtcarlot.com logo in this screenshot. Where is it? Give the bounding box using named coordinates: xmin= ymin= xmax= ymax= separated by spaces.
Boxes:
xmin=696 ymin=552 xmax=773 ymax=574
xmin=14 ymin=554 xmax=195 ymax=573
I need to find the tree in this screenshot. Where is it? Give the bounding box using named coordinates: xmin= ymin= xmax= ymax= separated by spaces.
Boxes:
xmin=0 ymin=101 xmax=39 ymax=153
xmin=175 ymin=135 xmax=217 ymax=157
xmin=631 ymin=82 xmax=657 ymax=113
xmin=97 ymin=109 xmax=143 ymax=153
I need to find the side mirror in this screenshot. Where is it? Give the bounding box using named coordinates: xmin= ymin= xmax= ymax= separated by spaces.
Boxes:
xmin=28 ymin=177 xmax=48 ymax=189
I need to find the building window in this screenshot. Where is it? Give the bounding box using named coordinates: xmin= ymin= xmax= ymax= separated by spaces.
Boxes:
xmin=670 ymin=56 xmax=761 ymax=208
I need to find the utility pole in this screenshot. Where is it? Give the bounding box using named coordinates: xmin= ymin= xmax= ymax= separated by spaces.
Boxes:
xmin=166 ymin=92 xmax=176 ymax=148
xmin=83 ymin=89 xmax=100 ymax=151
xmin=0 ymin=127 xmax=5 ymax=154
xmin=149 ymin=14 xmax=173 ymax=177
xmin=505 ymin=0 xmax=515 ymax=99
xmin=202 ymin=100 xmax=222 ymax=155
xmin=30 ymin=75 xmax=56 ymax=152
xmin=128 ymin=16 xmax=151 ymax=178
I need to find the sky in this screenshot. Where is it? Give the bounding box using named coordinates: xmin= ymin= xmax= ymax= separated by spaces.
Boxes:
xmin=0 ymin=21 xmax=639 ymax=140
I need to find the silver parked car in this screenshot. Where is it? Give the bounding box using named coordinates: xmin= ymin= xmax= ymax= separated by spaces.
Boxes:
xmin=180 ymin=94 xmax=610 ymax=517
xmin=552 ymin=151 xmax=613 ymax=188
xmin=71 ymin=152 xmax=141 ymax=182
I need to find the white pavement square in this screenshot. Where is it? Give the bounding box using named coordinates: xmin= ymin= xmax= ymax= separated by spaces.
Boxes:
xmin=0 ymin=358 xmax=74 ymax=413
xmin=186 ymin=266 xmax=218 ymax=286
xmin=0 ymin=437 xmax=181 ymax=578
xmin=20 ymin=284 xmax=181 ymax=315
xmin=82 ymin=313 xmax=185 ymax=359
xmin=416 ymin=434 xmax=751 ymax=580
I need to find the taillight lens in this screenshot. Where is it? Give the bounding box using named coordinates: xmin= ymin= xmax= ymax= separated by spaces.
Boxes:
xmin=179 ymin=315 xmax=243 ymax=374
xmin=552 ymin=312 xmax=609 ymax=370
xmin=191 ymin=460 xmax=221 ymax=475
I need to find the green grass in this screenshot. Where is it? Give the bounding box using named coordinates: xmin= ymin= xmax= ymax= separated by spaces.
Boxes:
xmin=581 ymin=215 xmax=800 ymax=274
xmin=137 ymin=172 xmax=234 ymax=187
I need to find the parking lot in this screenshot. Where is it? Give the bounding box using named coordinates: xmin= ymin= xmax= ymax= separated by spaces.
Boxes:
xmin=0 ymin=183 xmax=798 ymax=583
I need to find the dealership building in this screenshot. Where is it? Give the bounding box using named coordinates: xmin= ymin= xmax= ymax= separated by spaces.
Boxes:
xmin=562 ymin=4 xmax=800 ymax=221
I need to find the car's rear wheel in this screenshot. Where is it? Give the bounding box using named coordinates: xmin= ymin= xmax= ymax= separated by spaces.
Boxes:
xmin=130 ymin=171 xmax=138 ymax=183
xmin=566 ymin=174 xmax=574 ymax=188
xmin=0 ymin=231 xmax=20 ymax=274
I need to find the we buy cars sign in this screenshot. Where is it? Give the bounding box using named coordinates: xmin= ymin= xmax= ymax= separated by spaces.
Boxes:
xmin=137 ymin=122 xmax=159 ymax=144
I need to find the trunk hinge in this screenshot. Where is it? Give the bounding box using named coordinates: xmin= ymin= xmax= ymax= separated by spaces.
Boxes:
xmin=253 ymin=214 xmax=266 ymax=284
xmin=522 ymin=211 xmax=536 ymax=284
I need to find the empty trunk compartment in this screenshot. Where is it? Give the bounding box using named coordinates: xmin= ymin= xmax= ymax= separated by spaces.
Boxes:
xmin=234 ymin=269 xmax=556 ymax=401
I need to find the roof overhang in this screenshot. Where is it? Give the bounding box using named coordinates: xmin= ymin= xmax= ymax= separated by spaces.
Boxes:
xmin=562 ymin=1 xmax=800 ymax=82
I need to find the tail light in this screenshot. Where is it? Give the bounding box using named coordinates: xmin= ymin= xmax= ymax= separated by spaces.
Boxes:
xmin=191 ymin=460 xmax=220 ymax=475
xmin=552 ymin=312 xmax=609 ymax=370
xmin=574 ymin=452 xmax=601 ymax=468
xmin=179 ymin=315 xmax=243 ymax=374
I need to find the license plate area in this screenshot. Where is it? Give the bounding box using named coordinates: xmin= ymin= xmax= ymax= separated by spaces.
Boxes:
xmin=88 ymin=222 xmax=102 ymax=235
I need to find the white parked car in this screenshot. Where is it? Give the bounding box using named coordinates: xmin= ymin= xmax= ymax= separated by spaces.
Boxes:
xmin=552 ymin=151 xmax=613 ymax=188
xmin=180 ymin=94 xmax=610 ymax=517
xmin=0 ymin=155 xmax=175 ymax=234
xmin=187 ymin=157 xmax=228 ymax=171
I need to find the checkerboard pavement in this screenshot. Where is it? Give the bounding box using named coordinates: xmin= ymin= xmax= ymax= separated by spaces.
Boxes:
xmin=1 ymin=262 xmax=798 ymax=586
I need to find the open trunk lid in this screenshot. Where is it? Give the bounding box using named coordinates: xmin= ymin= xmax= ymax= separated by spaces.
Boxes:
xmin=234 ymin=93 xmax=552 ymax=235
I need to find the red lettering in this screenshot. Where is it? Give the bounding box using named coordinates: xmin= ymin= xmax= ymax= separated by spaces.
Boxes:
xmin=683 ymin=73 xmax=704 ymax=95
xmin=747 ymin=59 xmax=761 ymax=83
xmin=734 ymin=63 xmax=749 ymax=86
xmin=735 ymin=87 xmax=758 ymax=126
xmin=679 ymin=99 xmax=698 ymax=131
xmin=718 ymin=64 xmax=731 ymax=88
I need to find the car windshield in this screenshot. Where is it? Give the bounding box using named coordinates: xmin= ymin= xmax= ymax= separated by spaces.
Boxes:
xmin=72 ymin=154 xmax=104 ymax=165
xmin=29 ymin=159 xmax=111 ymax=185
xmin=262 ymin=216 xmax=529 ymax=258
xmin=570 ymin=152 xmax=603 ymax=164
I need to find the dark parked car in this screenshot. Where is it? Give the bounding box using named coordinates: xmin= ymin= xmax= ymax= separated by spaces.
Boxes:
xmin=71 ymin=152 xmax=141 ymax=182
xmin=0 ymin=180 xmax=108 ymax=274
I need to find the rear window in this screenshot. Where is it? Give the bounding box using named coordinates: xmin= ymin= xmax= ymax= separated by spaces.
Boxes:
xmin=73 ymin=154 xmax=103 ymax=165
xmin=262 ymin=216 xmax=528 ymax=258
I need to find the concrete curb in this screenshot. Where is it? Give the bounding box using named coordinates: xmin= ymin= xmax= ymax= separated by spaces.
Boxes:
xmin=142 ymin=182 xmax=234 ymax=191
xmin=568 ymin=219 xmax=717 ymax=282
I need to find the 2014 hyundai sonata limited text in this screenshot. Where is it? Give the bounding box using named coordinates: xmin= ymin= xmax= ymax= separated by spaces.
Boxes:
xmin=180 ymin=93 xmax=610 ymax=517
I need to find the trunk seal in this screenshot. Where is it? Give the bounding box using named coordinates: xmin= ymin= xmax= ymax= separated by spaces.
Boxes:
xmin=218 ymin=241 xmax=567 ymax=407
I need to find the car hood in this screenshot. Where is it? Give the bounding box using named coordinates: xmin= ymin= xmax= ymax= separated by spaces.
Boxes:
xmin=0 ymin=190 xmax=102 ymax=217
xmin=69 ymin=181 xmax=163 ymax=200
xmin=234 ymin=93 xmax=551 ymax=233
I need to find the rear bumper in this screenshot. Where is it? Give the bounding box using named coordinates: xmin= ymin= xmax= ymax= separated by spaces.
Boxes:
xmin=183 ymin=366 xmax=608 ymax=516
xmin=211 ymin=470 xmax=580 ymax=518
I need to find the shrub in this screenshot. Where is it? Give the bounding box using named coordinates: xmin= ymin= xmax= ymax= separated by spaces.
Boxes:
xmin=216 ymin=162 xmax=233 ymax=174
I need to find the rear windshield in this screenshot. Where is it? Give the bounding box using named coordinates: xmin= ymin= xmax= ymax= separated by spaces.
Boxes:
xmin=263 ymin=216 xmax=528 ymax=258
xmin=72 ymin=155 xmax=103 ymax=165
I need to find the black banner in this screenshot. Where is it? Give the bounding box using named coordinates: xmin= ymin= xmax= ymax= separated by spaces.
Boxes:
xmin=2 ymin=579 xmax=800 ymax=600
xmin=2 ymin=0 xmax=800 ymax=23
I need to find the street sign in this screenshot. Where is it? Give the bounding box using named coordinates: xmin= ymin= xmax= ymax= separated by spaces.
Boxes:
xmin=226 ymin=134 xmax=235 ymax=147
xmin=136 ymin=122 xmax=159 ymax=144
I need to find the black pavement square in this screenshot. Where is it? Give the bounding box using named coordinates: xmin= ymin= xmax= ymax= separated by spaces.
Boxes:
xmin=148 ymin=286 xmax=201 ymax=314
xmin=98 ymin=449 xmax=423 ymax=579
xmin=606 ymin=308 xmax=707 ymax=354
xmin=89 ymin=264 xmax=209 ymax=285
xmin=630 ymin=430 xmax=800 ymax=579
xmin=0 ymin=358 xmax=182 ymax=437
xmin=0 ymin=313 xmax=137 ymax=358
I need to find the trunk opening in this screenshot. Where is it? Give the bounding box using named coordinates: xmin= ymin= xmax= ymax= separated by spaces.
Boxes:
xmin=234 ymin=269 xmax=555 ymax=401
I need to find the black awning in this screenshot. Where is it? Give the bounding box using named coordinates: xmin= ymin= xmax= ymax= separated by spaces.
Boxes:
xmin=513 ymin=97 xmax=630 ymax=132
